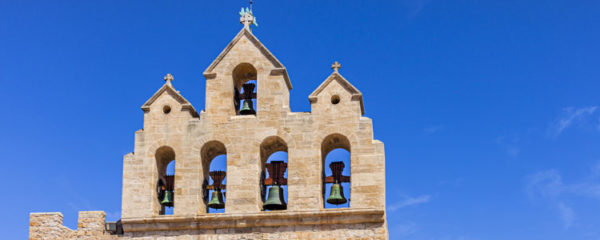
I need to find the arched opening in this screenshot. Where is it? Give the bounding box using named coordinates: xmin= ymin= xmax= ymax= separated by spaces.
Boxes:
xmin=232 ymin=63 xmax=257 ymax=115
xmin=321 ymin=134 xmax=351 ymax=209
xmin=201 ymin=141 xmax=227 ymax=213
xmin=260 ymin=136 xmax=288 ymax=211
xmin=155 ymin=146 xmax=176 ymax=215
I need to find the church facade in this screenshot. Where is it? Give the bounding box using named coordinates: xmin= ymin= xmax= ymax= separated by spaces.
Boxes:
xmin=29 ymin=10 xmax=388 ymax=240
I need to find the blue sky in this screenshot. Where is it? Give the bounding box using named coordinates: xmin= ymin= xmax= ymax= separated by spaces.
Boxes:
xmin=1 ymin=1 xmax=600 ymax=239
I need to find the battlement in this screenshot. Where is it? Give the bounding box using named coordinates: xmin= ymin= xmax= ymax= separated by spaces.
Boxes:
xmin=29 ymin=211 xmax=115 ymax=240
xmin=29 ymin=210 xmax=387 ymax=239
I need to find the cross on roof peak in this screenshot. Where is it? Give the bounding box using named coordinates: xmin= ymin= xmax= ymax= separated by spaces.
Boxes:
xmin=239 ymin=7 xmax=258 ymax=30
xmin=164 ymin=73 xmax=174 ymax=85
xmin=331 ymin=61 xmax=341 ymax=73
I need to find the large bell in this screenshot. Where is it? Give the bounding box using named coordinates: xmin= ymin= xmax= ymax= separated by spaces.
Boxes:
xmin=326 ymin=183 xmax=347 ymax=205
xmin=207 ymin=190 xmax=225 ymax=209
xmin=263 ymin=185 xmax=286 ymax=210
xmin=239 ymin=99 xmax=255 ymax=115
xmin=160 ymin=190 xmax=174 ymax=207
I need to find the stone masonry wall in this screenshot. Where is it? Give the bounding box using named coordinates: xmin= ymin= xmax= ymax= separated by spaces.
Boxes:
xmin=30 ymin=210 xmax=386 ymax=239
xmin=121 ymin=27 xmax=386 ymax=218
xmin=29 ymin=211 xmax=116 ymax=240
xmin=30 ymin=27 xmax=388 ymax=239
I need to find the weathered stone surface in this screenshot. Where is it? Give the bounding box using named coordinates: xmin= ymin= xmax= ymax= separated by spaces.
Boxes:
xmin=29 ymin=211 xmax=116 ymax=240
xmin=29 ymin=26 xmax=388 ymax=239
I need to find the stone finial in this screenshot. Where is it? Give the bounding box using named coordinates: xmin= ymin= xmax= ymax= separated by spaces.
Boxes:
xmin=164 ymin=73 xmax=174 ymax=86
xmin=331 ymin=61 xmax=341 ymax=73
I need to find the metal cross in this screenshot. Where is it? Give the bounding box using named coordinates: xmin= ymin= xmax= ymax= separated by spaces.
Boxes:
xmin=331 ymin=61 xmax=341 ymax=72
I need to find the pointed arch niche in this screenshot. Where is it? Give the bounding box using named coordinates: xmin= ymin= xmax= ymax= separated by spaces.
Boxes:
xmin=260 ymin=136 xmax=288 ymax=211
xmin=232 ymin=63 xmax=257 ymax=115
xmin=321 ymin=134 xmax=351 ymax=209
xmin=201 ymin=141 xmax=227 ymax=213
xmin=155 ymin=146 xmax=176 ymax=215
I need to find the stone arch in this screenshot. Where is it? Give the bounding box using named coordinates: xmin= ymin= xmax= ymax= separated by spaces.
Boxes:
xmin=315 ymin=130 xmax=360 ymax=161
xmin=145 ymin=140 xmax=182 ymax=159
xmin=156 ymin=146 xmax=176 ymax=176
xmin=190 ymin=135 xmax=232 ymax=160
xmin=321 ymin=133 xmax=351 ymax=157
xmin=200 ymin=141 xmax=227 ymax=178
xmin=232 ymin=63 xmax=258 ymax=115
xmin=259 ymin=136 xmax=289 ymax=211
xmin=155 ymin=145 xmax=176 ymax=215
xmin=321 ymin=133 xmax=352 ymax=208
xmin=200 ymin=140 xmax=228 ymax=213
xmin=232 ymin=63 xmax=258 ymax=89
xmin=260 ymin=136 xmax=288 ymax=165
xmin=255 ymin=131 xmax=295 ymax=156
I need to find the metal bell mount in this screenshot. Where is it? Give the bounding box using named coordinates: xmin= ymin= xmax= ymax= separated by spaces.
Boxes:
xmin=206 ymin=171 xmax=226 ymax=210
xmin=238 ymin=83 xmax=256 ymax=115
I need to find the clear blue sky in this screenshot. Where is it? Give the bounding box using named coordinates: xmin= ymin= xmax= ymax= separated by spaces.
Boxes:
xmin=1 ymin=1 xmax=600 ymax=239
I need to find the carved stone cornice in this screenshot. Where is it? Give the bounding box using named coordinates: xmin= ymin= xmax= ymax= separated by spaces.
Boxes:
xmin=121 ymin=209 xmax=384 ymax=232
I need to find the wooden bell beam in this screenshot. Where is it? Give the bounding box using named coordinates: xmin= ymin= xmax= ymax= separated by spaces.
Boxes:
xmin=324 ymin=161 xmax=351 ymax=184
xmin=264 ymin=161 xmax=288 ymax=186
xmin=208 ymin=171 xmax=227 ymax=190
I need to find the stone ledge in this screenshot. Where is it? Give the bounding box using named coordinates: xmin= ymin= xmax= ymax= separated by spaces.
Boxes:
xmin=121 ymin=208 xmax=384 ymax=232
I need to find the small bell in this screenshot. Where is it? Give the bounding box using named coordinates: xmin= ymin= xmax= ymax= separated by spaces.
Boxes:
xmin=207 ymin=190 xmax=225 ymax=209
xmin=160 ymin=190 xmax=174 ymax=207
xmin=263 ymin=185 xmax=286 ymax=210
xmin=239 ymin=99 xmax=255 ymax=115
xmin=326 ymin=183 xmax=347 ymax=205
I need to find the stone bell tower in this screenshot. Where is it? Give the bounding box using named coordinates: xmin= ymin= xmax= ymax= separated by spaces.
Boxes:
xmin=29 ymin=8 xmax=388 ymax=240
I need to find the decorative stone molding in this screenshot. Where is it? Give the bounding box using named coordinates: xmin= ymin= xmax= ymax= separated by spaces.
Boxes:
xmin=121 ymin=209 xmax=384 ymax=232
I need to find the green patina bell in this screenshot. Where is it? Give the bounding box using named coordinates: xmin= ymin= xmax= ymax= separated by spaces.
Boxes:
xmin=207 ymin=190 xmax=225 ymax=209
xmin=239 ymin=100 xmax=255 ymax=115
xmin=160 ymin=190 xmax=174 ymax=207
xmin=327 ymin=183 xmax=347 ymax=205
xmin=263 ymin=185 xmax=286 ymax=210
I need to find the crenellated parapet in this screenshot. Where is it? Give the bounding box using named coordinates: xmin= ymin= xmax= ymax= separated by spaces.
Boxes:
xmin=29 ymin=211 xmax=116 ymax=240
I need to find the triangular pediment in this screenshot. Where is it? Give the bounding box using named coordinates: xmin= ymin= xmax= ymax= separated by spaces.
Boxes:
xmin=203 ymin=28 xmax=292 ymax=90
xmin=309 ymin=72 xmax=364 ymax=115
xmin=141 ymin=83 xmax=198 ymax=117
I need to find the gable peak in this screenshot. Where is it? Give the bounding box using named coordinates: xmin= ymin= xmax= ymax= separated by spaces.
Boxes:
xmin=309 ymin=63 xmax=365 ymax=115
xmin=203 ymin=27 xmax=292 ymax=90
xmin=141 ymin=73 xmax=198 ymax=117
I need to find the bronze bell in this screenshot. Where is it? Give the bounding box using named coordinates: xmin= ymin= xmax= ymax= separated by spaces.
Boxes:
xmin=207 ymin=190 xmax=225 ymax=209
xmin=239 ymin=99 xmax=255 ymax=115
xmin=160 ymin=190 xmax=174 ymax=207
xmin=326 ymin=183 xmax=347 ymax=205
xmin=263 ymin=185 xmax=286 ymax=210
